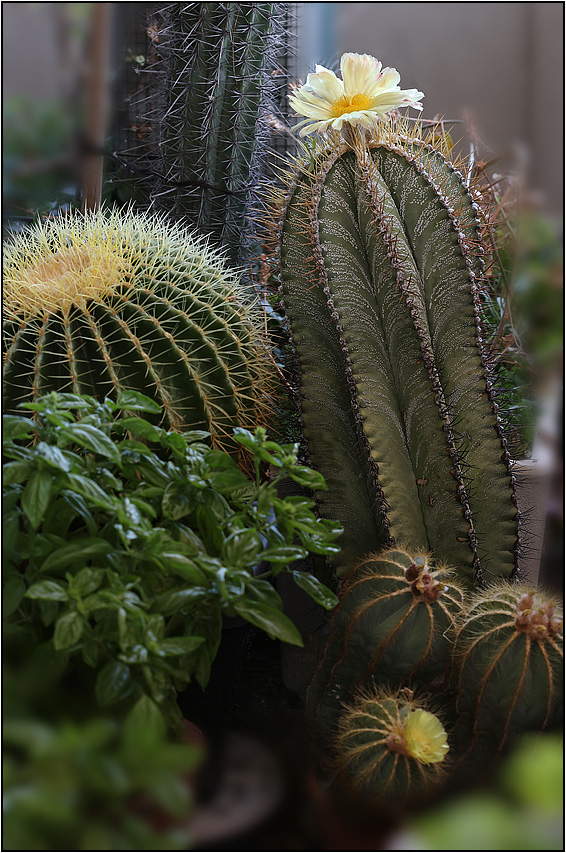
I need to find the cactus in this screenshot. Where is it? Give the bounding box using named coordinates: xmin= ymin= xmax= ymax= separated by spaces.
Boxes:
xmin=452 ymin=583 xmax=563 ymax=763
xmin=266 ymin=122 xmax=519 ymax=584
xmin=333 ymin=687 xmax=449 ymax=805
xmin=2 ymin=208 xmax=274 ymax=457
xmin=145 ymin=2 xmax=289 ymax=268
xmin=306 ymin=547 xmax=465 ymax=736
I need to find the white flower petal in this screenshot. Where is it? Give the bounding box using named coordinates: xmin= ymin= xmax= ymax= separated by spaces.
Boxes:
xmin=341 ymin=52 xmax=382 ymax=95
xmin=298 ymin=118 xmax=334 ymax=137
xmin=305 ymin=66 xmax=344 ymax=102
xmin=371 ymin=89 xmax=424 ymax=111
xmin=369 ymin=66 xmax=401 ymax=96
xmin=289 ymin=92 xmax=335 ymax=120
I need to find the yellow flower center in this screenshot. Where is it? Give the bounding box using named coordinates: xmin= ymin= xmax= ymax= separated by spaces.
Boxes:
xmin=4 ymin=242 xmax=132 ymax=319
xmin=330 ymin=92 xmax=372 ymax=118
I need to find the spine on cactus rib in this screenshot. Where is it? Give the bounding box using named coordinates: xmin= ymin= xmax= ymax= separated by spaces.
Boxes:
xmin=306 ymin=547 xmax=465 ymax=737
xmin=452 ymin=583 xmax=563 ymax=763
xmin=146 ymin=2 xmax=289 ymax=268
xmin=269 ymin=124 xmax=519 ymax=583
xmin=333 ymin=687 xmax=449 ymax=805
xmin=2 ymin=209 xmax=274 ymax=460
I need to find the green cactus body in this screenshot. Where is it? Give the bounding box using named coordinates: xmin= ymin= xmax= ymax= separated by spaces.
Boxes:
xmin=453 ymin=584 xmax=563 ymax=761
xmin=271 ymin=125 xmax=518 ymax=583
xmin=3 ymin=209 xmax=273 ymax=457
xmin=306 ymin=547 xmax=465 ymax=737
xmin=334 ymin=688 xmax=449 ymax=804
xmin=147 ymin=2 xmax=288 ymax=267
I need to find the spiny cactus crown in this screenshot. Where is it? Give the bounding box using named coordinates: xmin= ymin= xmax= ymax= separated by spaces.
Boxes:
xmin=3 ymin=208 xmax=275 ymax=458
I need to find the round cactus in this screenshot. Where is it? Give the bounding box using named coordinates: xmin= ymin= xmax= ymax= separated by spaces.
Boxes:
xmin=334 ymin=688 xmax=449 ymax=804
xmin=3 ymin=208 xmax=274 ymax=457
xmin=452 ymin=583 xmax=563 ymax=762
xmin=307 ymin=547 xmax=466 ymax=736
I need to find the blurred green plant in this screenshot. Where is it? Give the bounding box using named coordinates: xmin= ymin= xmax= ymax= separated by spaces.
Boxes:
xmin=479 ymin=170 xmax=563 ymax=457
xmin=3 ymin=708 xmax=199 ymax=851
xmin=2 ymin=95 xmax=79 ymax=231
xmin=402 ymin=733 xmax=563 ymax=851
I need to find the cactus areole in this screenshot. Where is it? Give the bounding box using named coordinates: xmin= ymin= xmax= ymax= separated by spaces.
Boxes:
xmin=3 ymin=209 xmax=274 ymax=458
xmin=266 ymin=116 xmax=520 ymax=585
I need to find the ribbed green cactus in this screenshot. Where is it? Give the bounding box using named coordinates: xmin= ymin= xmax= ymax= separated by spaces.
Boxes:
xmin=267 ymin=123 xmax=519 ymax=585
xmin=452 ymin=583 xmax=563 ymax=763
xmin=306 ymin=547 xmax=465 ymax=736
xmin=2 ymin=209 xmax=274 ymax=457
xmin=146 ymin=2 xmax=289 ymax=267
xmin=334 ymin=688 xmax=449 ymax=805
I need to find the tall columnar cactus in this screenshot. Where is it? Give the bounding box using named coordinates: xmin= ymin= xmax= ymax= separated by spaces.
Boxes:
xmin=2 ymin=209 xmax=274 ymax=457
xmin=146 ymin=2 xmax=289 ymax=267
xmin=334 ymin=688 xmax=449 ymax=805
xmin=452 ymin=583 xmax=563 ymax=764
xmin=266 ymin=122 xmax=520 ymax=585
xmin=306 ymin=547 xmax=465 ymax=736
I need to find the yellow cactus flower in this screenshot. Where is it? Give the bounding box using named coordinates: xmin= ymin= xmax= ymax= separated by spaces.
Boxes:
xmin=404 ymin=709 xmax=449 ymax=765
xmin=290 ymin=52 xmax=424 ymax=137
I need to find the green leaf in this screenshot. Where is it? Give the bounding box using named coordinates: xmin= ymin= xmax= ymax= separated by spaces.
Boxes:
xmin=38 ymin=599 xmax=60 ymax=626
xmin=123 ymin=694 xmax=166 ymax=749
xmin=53 ymin=610 xmax=84 ymax=650
xmin=155 ymin=587 xmax=209 ymax=616
xmin=222 ymin=529 xmax=261 ymax=568
xmin=246 ymin=578 xmax=282 ymax=609
xmin=64 ymin=474 xmax=118 ymax=510
xmin=292 ymin=571 xmax=338 ymax=609
xmin=162 ymin=482 xmax=196 ymax=520
xmin=62 ymin=423 xmax=121 ymax=464
xmin=70 ymin=567 xmax=105 ymax=597
xmin=36 ymin=442 xmax=71 ymax=472
xmin=26 ymin=580 xmax=68 ymax=601
xmin=2 ymin=512 xmax=20 ymax=562
xmin=161 ymin=431 xmax=187 ymax=455
xmin=287 ymin=465 xmax=327 ymax=491
xmin=21 ymin=469 xmax=53 ymax=529
xmin=40 ymin=538 xmax=113 ymax=572
xmin=96 ymin=661 xmax=133 ymax=706
xmin=142 ymin=664 xmax=169 ymax=704
xmin=210 ymin=469 xmax=249 ymax=494
xmin=195 ymin=504 xmax=224 ymax=555
xmin=157 ymin=636 xmax=205 ymax=656
xmin=205 ymin=450 xmax=236 ymax=471
xmin=115 ymin=390 xmax=162 ymax=414
xmin=181 ymin=430 xmax=211 ymax=443
xmin=2 ymin=415 xmax=36 ymax=439
xmin=119 ymin=417 xmax=162 ymax=442
xmin=38 ymin=393 xmax=95 ymax=410
xmin=158 ymin=553 xmax=206 ymax=584
xmin=3 ymin=460 xmax=34 ymax=485
xmin=3 ymin=577 xmax=27 ymax=617
xmin=61 ymin=492 xmax=97 ymax=535
xmin=260 ymin=545 xmax=308 ymax=563
xmin=81 ymin=636 xmax=99 ymax=668
xmin=233 ymin=599 xmax=303 ymax=646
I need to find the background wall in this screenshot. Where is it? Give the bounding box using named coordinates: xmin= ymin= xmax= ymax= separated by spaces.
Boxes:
xmin=297 ymin=2 xmax=564 ymax=215
xmin=3 ymin=3 xmax=563 ymax=214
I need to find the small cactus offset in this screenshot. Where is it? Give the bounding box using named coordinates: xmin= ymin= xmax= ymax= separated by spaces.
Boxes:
xmin=2 ymin=209 xmax=274 ymax=458
xmin=265 ymin=67 xmax=519 ymax=584
xmin=307 ymin=547 xmax=465 ymax=736
xmin=145 ymin=2 xmax=289 ymax=268
xmin=452 ymin=583 xmax=563 ymax=762
xmin=334 ymin=688 xmax=449 ymax=805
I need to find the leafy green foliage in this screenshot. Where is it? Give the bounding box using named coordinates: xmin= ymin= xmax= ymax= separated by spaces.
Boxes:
xmin=3 ymin=391 xmax=341 ymax=723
